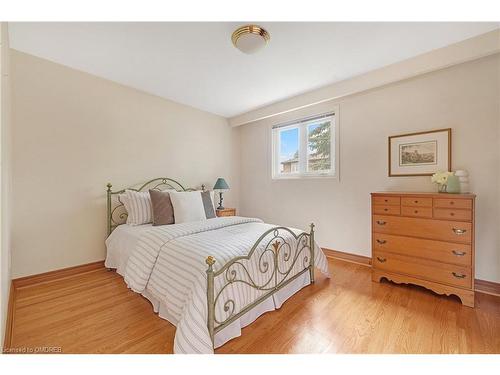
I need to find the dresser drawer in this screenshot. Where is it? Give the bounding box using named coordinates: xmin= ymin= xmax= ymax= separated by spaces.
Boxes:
xmin=372 ymin=196 xmax=400 ymax=206
xmin=373 ymin=251 xmax=471 ymax=289
xmin=433 ymin=208 xmax=472 ymax=222
xmin=372 ymin=215 xmax=472 ymax=243
xmin=401 ymin=206 xmax=432 ymax=219
xmin=434 ymin=198 xmax=472 ymax=210
xmin=401 ymin=197 xmax=432 ymax=207
xmin=372 ymin=205 xmax=401 ymax=215
xmin=372 ymin=233 xmax=472 ymax=266
xmin=216 ymin=208 xmax=236 ymax=217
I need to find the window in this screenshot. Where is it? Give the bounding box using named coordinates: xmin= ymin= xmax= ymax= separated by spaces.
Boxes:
xmin=272 ymin=112 xmax=337 ymax=179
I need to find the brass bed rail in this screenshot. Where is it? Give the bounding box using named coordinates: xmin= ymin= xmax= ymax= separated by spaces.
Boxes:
xmin=106 ymin=177 xmax=200 ymax=235
xmin=205 ymin=223 xmax=315 ymax=347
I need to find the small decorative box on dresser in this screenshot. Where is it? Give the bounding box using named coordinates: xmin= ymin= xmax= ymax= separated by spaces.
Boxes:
xmin=216 ymin=208 xmax=236 ymax=217
xmin=371 ymin=192 xmax=476 ymax=307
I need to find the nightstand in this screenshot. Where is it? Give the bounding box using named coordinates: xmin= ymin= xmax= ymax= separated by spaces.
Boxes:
xmin=216 ymin=208 xmax=236 ymax=217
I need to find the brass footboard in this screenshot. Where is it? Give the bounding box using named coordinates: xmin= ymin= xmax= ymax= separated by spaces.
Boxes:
xmin=205 ymin=223 xmax=315 ymax=347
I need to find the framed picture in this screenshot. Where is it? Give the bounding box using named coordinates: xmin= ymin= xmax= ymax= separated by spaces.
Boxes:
xmin=388 ymin=128 xmax=451 ymax=177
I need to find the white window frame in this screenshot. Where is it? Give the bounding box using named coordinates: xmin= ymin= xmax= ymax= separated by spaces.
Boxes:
xmin=272 ymin=111 xmax=339 ymax=180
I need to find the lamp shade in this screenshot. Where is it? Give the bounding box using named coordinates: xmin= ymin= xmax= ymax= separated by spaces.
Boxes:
xmin=213 ymin=178 xmax=229 ymax=190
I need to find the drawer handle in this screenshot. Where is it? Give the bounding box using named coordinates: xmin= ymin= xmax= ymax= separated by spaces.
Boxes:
xmin=376 ymin=239 xmax=386 ymax=244
xmin=384 ymin=208 xmax=388 ymax=211
xmin=450 ymin=201 xmax=455 ymax=205
xmin=450 ymin=212 xmax=455 ymax=216
xmin=452 ymin=272 xmax=466 ymax=279
xmin=384 ymin=199 xmax=388 ymax=202
xmin=376 ymin=257 xmax=387 ymax=263
xmin=452 ymin=228 xmax=467 ymax=235
xmin=414 ymin=200 xmax=418 ymax=204
xmin=452 ymin=250 xmax=466 ymax=256
xmin=414 ymin=210 xmax=418 ymax=214
xmin=376 ymin=220 xmax=386 ymax=225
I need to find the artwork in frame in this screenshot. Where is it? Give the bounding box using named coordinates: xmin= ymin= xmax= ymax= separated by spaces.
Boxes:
xmin=388 ymin=128 xmax=451 ymax=177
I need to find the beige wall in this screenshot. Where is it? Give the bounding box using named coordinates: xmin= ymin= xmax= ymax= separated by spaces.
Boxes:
xmin=230 ymin=29 xmax=500 ymax=126
xmin=1 ymin=23 xmax=12 ymax=344
xmin=10 ymin=50 xmax=239 ymax=278
xmin=237 ymin=54 xmax=500 ymax=283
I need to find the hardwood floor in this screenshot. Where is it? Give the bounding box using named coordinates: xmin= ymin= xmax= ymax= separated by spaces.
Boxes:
xmin=7 ymin=258 xmax=500 ymax=354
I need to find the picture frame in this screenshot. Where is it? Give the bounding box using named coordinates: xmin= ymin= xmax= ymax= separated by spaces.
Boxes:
xmin=388 ymin=128 xmax=451 ymax=177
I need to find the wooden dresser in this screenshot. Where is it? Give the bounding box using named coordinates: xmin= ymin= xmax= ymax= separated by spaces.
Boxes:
xmin=371 ymin=192 xmax=476 ymax=307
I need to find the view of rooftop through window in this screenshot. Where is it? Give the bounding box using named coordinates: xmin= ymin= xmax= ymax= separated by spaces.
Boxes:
xmin=279 ymin=127 xmax=299 ymax=173
xmin=276 ymin=116 xmax=333 ymax=176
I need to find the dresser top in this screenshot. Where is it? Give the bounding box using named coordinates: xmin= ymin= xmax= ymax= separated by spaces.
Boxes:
xmin=371 ymin=191 xmax=476 ymax=199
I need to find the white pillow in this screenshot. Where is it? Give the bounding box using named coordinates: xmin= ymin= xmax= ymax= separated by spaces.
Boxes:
xmin=124 ymin=190 xmax=153 ymax=225
xmin=169 ymin=191 xmax=216 ymax=223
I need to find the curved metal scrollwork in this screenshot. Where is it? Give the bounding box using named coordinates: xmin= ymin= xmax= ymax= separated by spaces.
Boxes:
xmin=205 ymin=223 xmax=316 ymax=345
xmin=106 ymin=177 xmax=201 ymax=235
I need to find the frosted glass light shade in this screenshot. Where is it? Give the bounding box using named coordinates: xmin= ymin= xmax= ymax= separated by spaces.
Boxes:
xmin=235 ymin=33 xmax=266 ymax=54
xmin=232 ymin=25 xmax=270 ymax=54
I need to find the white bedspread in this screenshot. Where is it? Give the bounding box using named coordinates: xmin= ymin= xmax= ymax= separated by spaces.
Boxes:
xmin=105 ymin=223 xmax=152 ymax=275
xmin=120 ymin=216 xmax=330 ymax=354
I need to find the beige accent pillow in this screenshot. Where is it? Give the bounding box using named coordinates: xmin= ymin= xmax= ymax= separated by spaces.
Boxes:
xmin=149 ymin=189 xmax=175 ymax=226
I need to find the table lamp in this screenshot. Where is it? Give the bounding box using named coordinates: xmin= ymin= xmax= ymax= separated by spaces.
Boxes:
xmin=213 ymin=178 xmax=229 ymax=210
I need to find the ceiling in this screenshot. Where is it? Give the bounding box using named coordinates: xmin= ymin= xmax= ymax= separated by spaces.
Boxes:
xmin=9 ymin=22 xmax=499 ymax=118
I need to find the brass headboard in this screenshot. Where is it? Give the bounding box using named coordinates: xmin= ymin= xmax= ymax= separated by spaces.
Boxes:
xmin=106 ymin=177 xmax=202 ymax=235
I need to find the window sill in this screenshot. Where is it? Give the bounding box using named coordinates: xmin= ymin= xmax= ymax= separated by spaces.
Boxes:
xmin=272 ymin=174 xmax=338 ymax=181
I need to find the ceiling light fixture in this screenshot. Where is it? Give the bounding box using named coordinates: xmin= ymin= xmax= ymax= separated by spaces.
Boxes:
xmin=231 ymin=25 xmax=270 ymax=54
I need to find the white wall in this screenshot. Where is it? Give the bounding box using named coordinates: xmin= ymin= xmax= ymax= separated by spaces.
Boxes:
xmin=0 ymin=23 xmax=12 ymax=345
xmin=237 ymin=54 xmax=500 ymax=283
xmin=10 ymin=50 xmax=240 ymax=278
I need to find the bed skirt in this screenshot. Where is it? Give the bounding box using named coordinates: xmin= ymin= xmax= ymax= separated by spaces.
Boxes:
xmin=139 ymin=272 xmax=311 ymax=349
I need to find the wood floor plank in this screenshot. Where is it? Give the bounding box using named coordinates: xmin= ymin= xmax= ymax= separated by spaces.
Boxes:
xmin=6 ymin=258 xmax=500 ymax=354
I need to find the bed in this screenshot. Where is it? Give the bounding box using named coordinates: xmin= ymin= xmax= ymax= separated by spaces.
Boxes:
xmin=105 ymin=178 xmax=330 ymax=353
